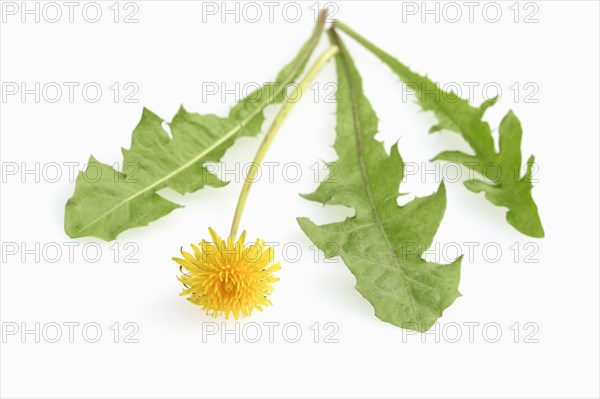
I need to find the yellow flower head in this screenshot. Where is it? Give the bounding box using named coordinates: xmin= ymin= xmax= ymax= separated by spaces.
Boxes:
xmin=173 ymin=228 xmax=281 ymax=319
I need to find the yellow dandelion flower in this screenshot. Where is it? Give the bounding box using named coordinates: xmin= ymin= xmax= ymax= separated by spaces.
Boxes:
xmin=173 ymin=228 xmax=281 ymax=319
xmin=170 ymin=47 xmax=338 ymax=320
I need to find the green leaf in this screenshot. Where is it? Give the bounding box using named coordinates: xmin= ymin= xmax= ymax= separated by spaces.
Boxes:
xmin=297 ymin=31 xmax=461 ymax=332
xmin=65 ymin=19 xmax=325 ymax=241
xmin=334 ymin=22 xmax=544 ymax=238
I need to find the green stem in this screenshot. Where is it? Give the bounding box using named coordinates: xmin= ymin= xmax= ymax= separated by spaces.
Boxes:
xmin=333 ymin=20 xmax=498 ymax=165
xmin=332 ymin=21 xmax=401 ymax=68
xmin=229 ymin=45 xmax=339 ymax=239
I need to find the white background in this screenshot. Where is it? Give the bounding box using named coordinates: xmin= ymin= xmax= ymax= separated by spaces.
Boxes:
xmin=1 ymin=1 xmax=599 ymax=398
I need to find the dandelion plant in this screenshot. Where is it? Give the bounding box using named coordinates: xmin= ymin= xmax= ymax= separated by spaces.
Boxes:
xmin=63 ymin=10 xmax=542 ymax=331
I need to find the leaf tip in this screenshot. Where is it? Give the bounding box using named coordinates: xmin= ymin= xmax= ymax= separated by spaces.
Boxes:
xmin=428 ymin=125 xmax=442 ymax=134
xmin=481 ymin=96 xmax=499 ymax=113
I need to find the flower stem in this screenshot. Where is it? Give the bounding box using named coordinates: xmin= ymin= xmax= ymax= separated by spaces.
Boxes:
xmin=229 ymin=45 xmax=339 ymax=239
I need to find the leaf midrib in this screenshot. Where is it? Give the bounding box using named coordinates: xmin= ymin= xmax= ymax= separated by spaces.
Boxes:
xmin=338 ymin=25 xmax=496 ymax=161
xmin=76 ymin=39 xmax=318 ymax=235
xmin=335 ymin=40 xmax=418 ymax=316
xmin=77 ymin=109 xmax=255 ymax=234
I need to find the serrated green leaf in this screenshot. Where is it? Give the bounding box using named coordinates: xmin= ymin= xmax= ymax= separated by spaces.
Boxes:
xmin=335 ymin=22 xmax=544 ymax=238
xmin=65 ymin=20 xmax=325 ymax=241
xmin=297 ymin=31 xmax=461 ymax=332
